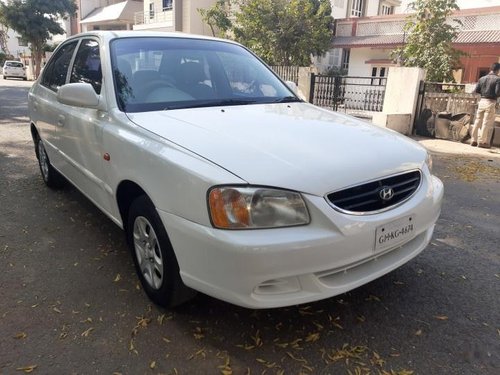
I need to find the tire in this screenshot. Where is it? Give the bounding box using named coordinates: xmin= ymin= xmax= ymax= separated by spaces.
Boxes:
xmin=127 ymin=195 xmax=196 ymax=307
xmin=35 ymin=136 xmax=65 ymax=189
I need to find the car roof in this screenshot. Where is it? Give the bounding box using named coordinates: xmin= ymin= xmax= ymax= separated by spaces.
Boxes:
xmin=64 ymin=30 xmax=242 ymax=47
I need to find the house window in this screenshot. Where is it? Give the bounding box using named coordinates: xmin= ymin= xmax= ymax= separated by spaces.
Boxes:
xmin=371 ymin=66 xmax=388 ymax=85
xmin=149 ymin=2 xmax=155 ymax=19
xmin=350 ymin=0 xmax=365 ymax=17
xmin=162 ymin=0 xmax=173 ymax=10
xmin=380 ymin=4 xmax=394 ymax=15
xmin=342 ymin=49 xmax=351 ymax=71
xmin=329 ymin=48 xmax=342 ymax=68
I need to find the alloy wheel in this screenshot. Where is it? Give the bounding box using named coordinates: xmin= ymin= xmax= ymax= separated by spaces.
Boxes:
xmin=133 ymin=216 xmax=164 ymax=290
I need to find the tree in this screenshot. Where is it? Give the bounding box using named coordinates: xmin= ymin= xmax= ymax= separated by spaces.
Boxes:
xmin=393 ymin=0 xmax=465 ymax=82
xmin=0 ymin=0 xmax=76 ymax=78
xmin=198 ymin=0 xmax=233 ymax=38
xmin=198 ymin=0 xmax=333 ymax=66
xmin=234 ymin=0 xmax=332 ymax=66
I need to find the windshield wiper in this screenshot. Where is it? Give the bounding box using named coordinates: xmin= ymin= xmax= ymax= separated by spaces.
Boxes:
xmin=272 ymin=96 xmax=302 ymax=103
xmin=163 ymin=99 xmax=257 ymax=111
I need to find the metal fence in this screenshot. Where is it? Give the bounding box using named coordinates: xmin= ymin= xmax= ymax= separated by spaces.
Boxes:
xmin=416 ymin=82 xmax=478 ymax=115
xmin=311 ymin=75 xmax=387 ymax=112
xmin=270 ymin=65 xmax=300 ymax=85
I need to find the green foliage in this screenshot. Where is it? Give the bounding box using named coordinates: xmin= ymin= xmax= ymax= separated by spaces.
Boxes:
xmin=0 ymin=51 xmax=15 ymax=66
xmin=198 ymin=0 xmax=333 ymax=66
xmin=393 ymin=0 xmax=465 ymax=82
xmin=197 ymin=0 xmax=233 ymax=37
xmin=234 ymin=0 xmax=333 ymax=66
xmin=324 ymin=66 xmax=347 ymax=76
xmin=0 ymin=0 xmax=76 ymax=77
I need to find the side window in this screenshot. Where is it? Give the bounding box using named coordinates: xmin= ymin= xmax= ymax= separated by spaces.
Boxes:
xmin=70 ymin=39 xmax=102 ymax=94
xmin=41 ymin=41 xmax=78 ymax=92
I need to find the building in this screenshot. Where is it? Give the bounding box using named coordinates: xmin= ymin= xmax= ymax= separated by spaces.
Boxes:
xmin=0 ymin=28 xmax=30 ymax=59
xmin=314 ymin=0 xmax=404 ymax=72
xmin=133 ymin=0 xmax=217 ymax=35
xmin=326 ymin=0 xmax=500 ymax=83
xmin=69 ymin=0 xmax=143 ymax=34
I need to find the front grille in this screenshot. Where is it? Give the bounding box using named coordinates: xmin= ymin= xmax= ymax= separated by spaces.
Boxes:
xmin=327 ymin=170 xmax=422 ymax=214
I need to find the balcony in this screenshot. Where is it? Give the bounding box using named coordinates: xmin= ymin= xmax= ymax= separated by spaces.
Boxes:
xmin=333 ymin=7 xmax=500 ymax=48
xmin=134 ymin=9 xmax=174 ymax=27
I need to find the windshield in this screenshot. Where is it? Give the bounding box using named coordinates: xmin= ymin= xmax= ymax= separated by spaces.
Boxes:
xmin=5 ymin=62 xmax=24 ymax=68
xmin=110 ymin=37 xmax=298 ymax=112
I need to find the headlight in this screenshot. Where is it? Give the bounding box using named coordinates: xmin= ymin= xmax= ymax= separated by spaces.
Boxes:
xmin=208 ymin=186 xmax=310 ymax=229
xmin=425 ymin=152 xmax=433 ymax=173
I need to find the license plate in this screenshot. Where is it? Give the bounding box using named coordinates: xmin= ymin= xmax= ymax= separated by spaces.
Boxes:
xmin=375 ymin=215 xmax=415 ymax=252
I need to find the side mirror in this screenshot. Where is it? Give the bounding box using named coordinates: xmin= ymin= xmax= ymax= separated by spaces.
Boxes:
xmin=57 ymin=83 xmax=100 ymax=108
xmin=285 ymin=80 xmax=298 ymax=94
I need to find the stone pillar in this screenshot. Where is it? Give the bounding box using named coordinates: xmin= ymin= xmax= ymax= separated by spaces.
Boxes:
xmin=297 ymin=67 xmax=314 ymax=103
xmin=372 ymin=67 xmax=426 ymax=135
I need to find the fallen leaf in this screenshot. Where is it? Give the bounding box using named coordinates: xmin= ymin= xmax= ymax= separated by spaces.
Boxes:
xmin=113 ymin=274 xmax=121 ymax=282
xmin=81 ymin=327 xmax=94 ymax=337
xmin=251 ymin=330 xmax=263 ymax=347
xmin=415 ymin=329 xmax=422 ymax=336
xmin=286 ymin=352 xmax=307 ymax=363
xmin=16 ymin=365 xmax=37 ymax=373
xmin=366 ymin=295 xmax=381 ymax=302
xmin=305 ymin=332 xmax=320 ymax=343
xmin=434 ymin=315 xmax=449 ymax=321
xmin=53 ymin=307 xmax=62 ymax=314
xmin=149 ymin=361 xmax=156 ymax=369
xmin=14 ymin=332 xmax=27 ymax=339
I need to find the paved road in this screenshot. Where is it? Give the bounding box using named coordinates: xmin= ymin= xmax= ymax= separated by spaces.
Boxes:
xmin=0 ymin=77 xmax=499 ymax=375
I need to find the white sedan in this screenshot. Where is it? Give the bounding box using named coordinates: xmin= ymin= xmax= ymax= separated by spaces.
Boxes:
xmin=28 ymin=31 xmax=443 ymax=308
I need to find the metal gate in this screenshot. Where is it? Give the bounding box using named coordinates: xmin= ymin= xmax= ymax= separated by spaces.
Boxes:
xmin=310 ymin=75 xmax=386 ymax=112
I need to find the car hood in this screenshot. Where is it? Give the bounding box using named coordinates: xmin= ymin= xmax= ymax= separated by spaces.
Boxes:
xmin=127 ymin=103 xmax=426 ymax=196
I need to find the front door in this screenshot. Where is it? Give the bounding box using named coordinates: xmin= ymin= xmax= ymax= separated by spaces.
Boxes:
xmin=57 ymin=38 xmax=112 ymax=214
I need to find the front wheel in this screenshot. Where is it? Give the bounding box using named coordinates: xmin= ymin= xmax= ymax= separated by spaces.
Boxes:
xmin=127 ymin=195 xmax=196 ymax=307
xmin=35 ymin=136 xmax=65 ymax=189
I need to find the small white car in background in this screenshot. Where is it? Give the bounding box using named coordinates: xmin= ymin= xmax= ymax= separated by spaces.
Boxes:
xmin=2 ymin=60 xmax=27 ymax=80
xmin=28 ymin=31 xmax=443 ymax=309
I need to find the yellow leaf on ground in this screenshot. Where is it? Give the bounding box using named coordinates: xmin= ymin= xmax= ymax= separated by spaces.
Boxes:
xmin=435 ymin=315 xmax=449 ymax=320
xmin=149 ymin=361 xmax=156 ymax=369
xmin=81 ymin=327 xmax=94 ymax=337
xmin=14 ymin=332 xmax=27 ymax=339
xmin=16 ymin=365 xmax=37 ymax=373
xmin=305 ymin=332 xmax=320 ymax=343
xmin=113 ymin=274 xmax=121 ymax=282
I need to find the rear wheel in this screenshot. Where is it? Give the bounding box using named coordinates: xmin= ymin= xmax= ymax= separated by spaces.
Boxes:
xmin=35 ymin=136 xmax=65 ymax=188
xmin=127 ymin=195 xmax=196 ymax=307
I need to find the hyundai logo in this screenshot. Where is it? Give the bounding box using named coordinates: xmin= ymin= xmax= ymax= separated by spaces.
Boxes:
xmin=379 ymin=186 xmax=395 ymax=201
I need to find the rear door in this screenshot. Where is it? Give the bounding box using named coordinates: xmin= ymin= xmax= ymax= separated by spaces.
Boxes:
xmin=29 ymin=41 xmax=78 ymax=169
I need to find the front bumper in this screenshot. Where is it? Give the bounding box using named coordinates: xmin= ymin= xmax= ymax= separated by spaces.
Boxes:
xmin=160 ymin=175 xmax=443 ymax=309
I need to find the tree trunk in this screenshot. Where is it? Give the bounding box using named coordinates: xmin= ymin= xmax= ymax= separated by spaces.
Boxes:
xmin=32 ymin=45 xmax=43 ymax=79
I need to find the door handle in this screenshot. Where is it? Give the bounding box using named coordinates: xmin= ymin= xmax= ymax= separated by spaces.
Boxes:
xmin=57 ymin=115 xmax=65 ymax=127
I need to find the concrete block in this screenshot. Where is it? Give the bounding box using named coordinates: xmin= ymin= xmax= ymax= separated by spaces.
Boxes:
xmin=372 ymin=113 xmax=412 ymax=135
